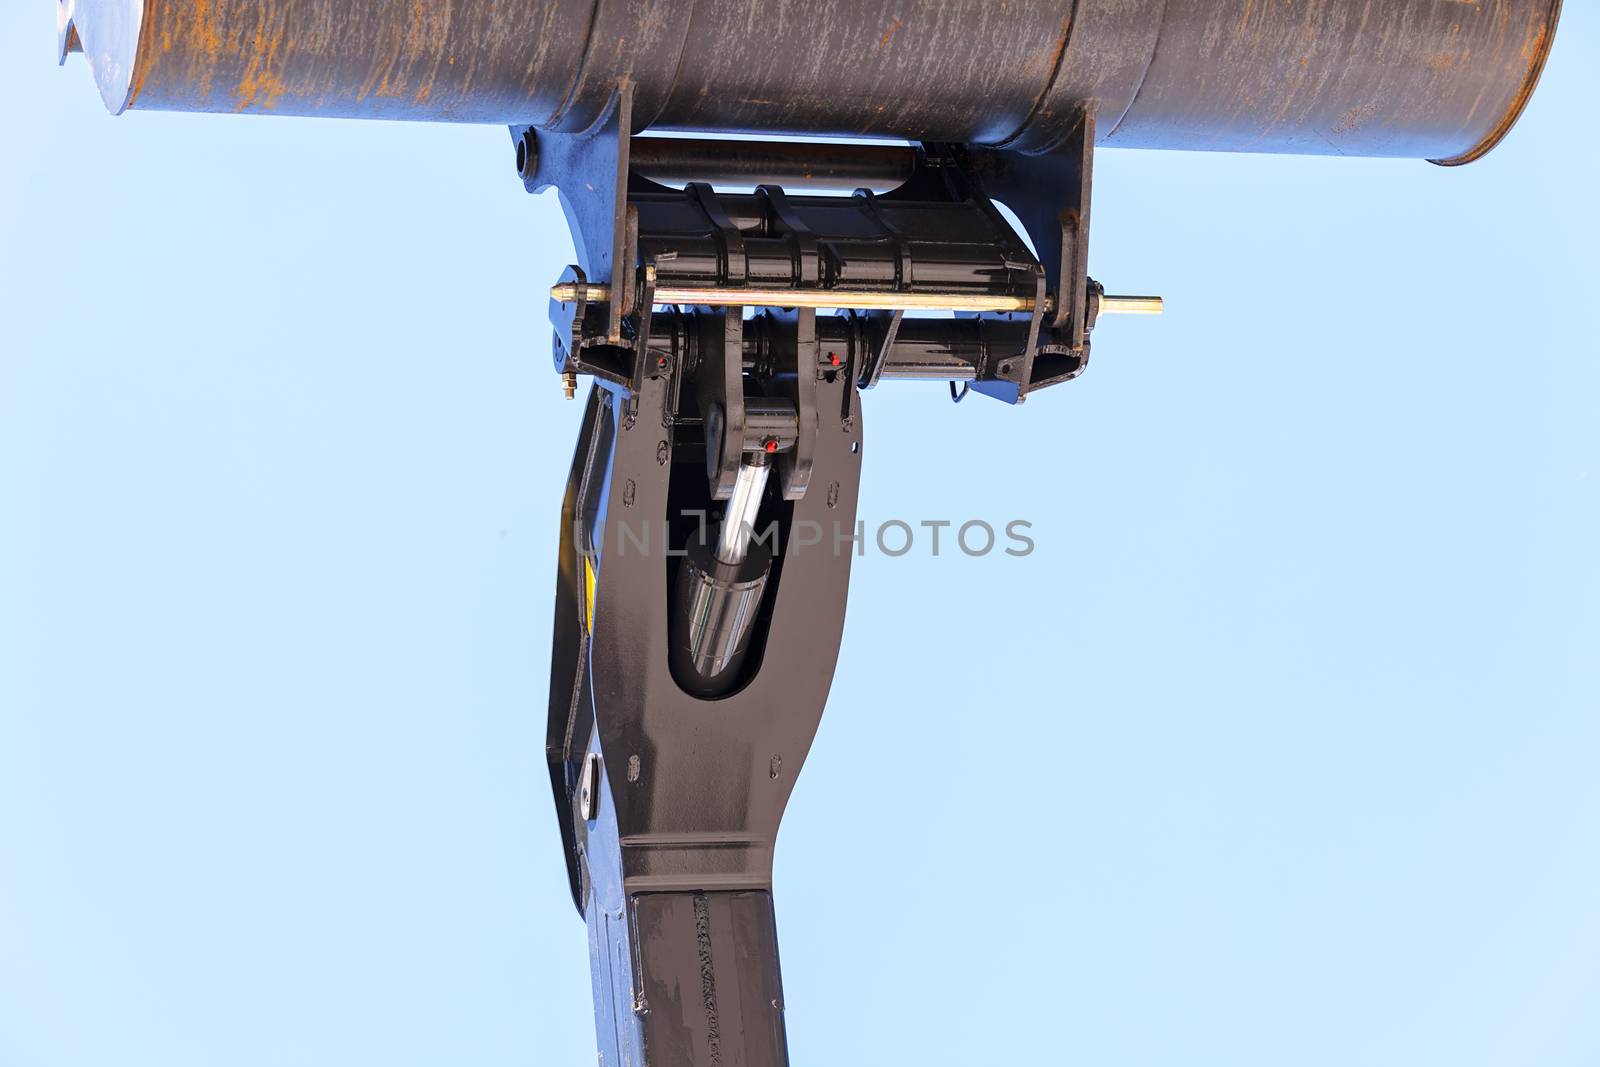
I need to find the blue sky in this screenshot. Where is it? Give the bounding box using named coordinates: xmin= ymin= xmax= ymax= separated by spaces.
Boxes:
xmin=3 ymin=6 xmax=1598 ymax=1066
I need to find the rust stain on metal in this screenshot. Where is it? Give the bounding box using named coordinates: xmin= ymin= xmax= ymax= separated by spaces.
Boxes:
xmin=191 ymin=0 xmax=224 ymax=57
xmin=877 ymin=17 xmax=902 ymax=53
xmin=125 ymin=50 xmax=150 ymax=109
xmin=234 ymin=7 xmax=290 ymax=111
xmin=363 ymin=0 xmax=455 ymax=104
xmin=356 ymin=10 xmax=407 ymax=104
xmin=1045 ymin=13 xmax=1071 ymax=81
xmin=1434 ymin=1 xmax=1561 ymax=165
xmin=1002 ymin=11 xmax=1075 ymax=143
xmin=1521 ymin=14 xmax=1552 ymax=62
xmin=1334 ymin=102 xmax=1378 ymax=135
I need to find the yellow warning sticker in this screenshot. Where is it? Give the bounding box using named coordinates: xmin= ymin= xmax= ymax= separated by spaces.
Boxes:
xmin=583 ymin=555 xmax=597 ymax=635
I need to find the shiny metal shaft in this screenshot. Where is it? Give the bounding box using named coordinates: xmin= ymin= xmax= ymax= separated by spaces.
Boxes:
xmin=551 ymin=282 xmax=1163 ymax=317
xmin=716 ymin=458 xmax=771 ymax=565
xmin=1097 ymin=294 xmax=1165 ymax=316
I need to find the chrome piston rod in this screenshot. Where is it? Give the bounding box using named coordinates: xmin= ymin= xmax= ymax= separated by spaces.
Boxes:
xmin=716 ymin=456 xmax=771 ymax=566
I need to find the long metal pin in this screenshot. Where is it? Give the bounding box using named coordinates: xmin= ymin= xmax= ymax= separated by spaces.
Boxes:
xmin=716 ymin=457 xmax=772 ymax=565
xmin=1097 ymin=294 xmax=1166 ymax=315
xmin=550 ymin=281 xmax=1162 ymax=317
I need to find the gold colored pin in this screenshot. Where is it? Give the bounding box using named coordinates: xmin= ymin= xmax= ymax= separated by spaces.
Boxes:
xmin=549 ymin=282 xmax=1163 ymax=317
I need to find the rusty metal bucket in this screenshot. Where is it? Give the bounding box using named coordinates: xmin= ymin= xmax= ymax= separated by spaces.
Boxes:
xmin=59 ymin=0 xmax=1560 ymax=164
